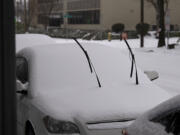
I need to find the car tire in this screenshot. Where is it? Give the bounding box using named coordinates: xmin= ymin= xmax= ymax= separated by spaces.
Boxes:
xmin=26 ymin=123 xmax=35 ymax=135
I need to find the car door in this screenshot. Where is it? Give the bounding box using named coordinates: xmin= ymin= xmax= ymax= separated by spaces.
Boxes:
xmin=16 ymin=57 xmax=29 ymax=134
xmin=151 ymin=109 xmax=180 ymax=135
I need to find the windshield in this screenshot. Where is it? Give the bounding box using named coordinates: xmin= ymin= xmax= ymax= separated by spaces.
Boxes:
xmin=24 ymin=43 xmax=143 ymax=91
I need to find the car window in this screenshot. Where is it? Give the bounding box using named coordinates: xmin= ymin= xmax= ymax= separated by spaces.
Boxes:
xmin=151 ymin=110 xmax=180 ymax=135
xmin=16 ymin=57 xmax=28 ymax=84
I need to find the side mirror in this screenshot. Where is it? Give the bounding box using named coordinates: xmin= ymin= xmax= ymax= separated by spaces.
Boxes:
xmin=16 ymin=80 xmax=28 ymax=95
xmin=16 ymin=90 xmax=28 ymax=95
xmin=144 ymin=71 xmax=159 ymax=81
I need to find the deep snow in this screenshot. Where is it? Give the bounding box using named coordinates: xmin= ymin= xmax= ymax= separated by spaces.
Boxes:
xmin=18 ymin=43 xmax=171 ymax=122
xmin=54 ymin=37 xmax=180 ymax=96
xmin=16 ymin=34 xmax=180 ymax=97
xmin=15 ymin=33 xmax=180 ymax=133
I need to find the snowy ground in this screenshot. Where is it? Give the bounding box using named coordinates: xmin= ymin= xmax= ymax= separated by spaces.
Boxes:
xmin=54 ymin=37 xmax=180 ymax=96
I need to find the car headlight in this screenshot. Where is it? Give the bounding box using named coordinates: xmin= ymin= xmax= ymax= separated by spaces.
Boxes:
xmin=43 ymin=116 xmax=80 ymax=134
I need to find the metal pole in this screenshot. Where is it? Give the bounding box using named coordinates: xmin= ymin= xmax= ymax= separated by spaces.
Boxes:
xmin=0 ymin=0 xmax=16 ymax=135
xmin=140 ymin=0 xmax=144 ymax=48
xmin=158 ymin=0 xmax=166 ymax=47
xmin=165 ymin=9 xmax=170 ymax=49
xmin=167 ymin=30 xmax=169 ymax=48
xmin=24 ymin=0 xmax=27 ymax=32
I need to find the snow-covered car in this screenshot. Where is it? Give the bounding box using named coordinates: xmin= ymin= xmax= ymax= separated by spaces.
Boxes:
xmin=16 ymin=34 xmax=56 ymax=52
xmin=124 ymin=95 xmax=180 ymax=135
xmin=16 ymin=41 xmax=171 ymax=135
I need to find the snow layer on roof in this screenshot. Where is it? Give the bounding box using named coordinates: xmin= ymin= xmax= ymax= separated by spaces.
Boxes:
xmin=18 ymin=43 xmax=171 ymax=122
xmin=16 ymin=34 xmax=56 ymax=52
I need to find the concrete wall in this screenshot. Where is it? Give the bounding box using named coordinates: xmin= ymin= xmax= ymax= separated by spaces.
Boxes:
xmin=66 ymin=0 xmax=156 ymax=30
xmin=101 ymin=0 xmax=180 ymax=30
xmin=101 ymin=0 xmax=155 ymax=30
xmin=168 ymin=0 xmax=180 ymax=26
xmin=36 ymin=0 xmax=180 ymax=31
xmin=64 ymin=24 xmax=101 ymax=30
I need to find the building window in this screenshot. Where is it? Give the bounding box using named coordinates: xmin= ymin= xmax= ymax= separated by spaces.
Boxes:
xmin=68 ymin=10 xmax=100 ymax=24
xmin=67 ymin=0 xmax=100 ymax=10
xmin=38 ymin=14 xmax=63 ymax=26
xmin=49 ymin=14 xmax=64 ymax=26
xmin=38 ymin=14 xmax=49 ymax=24
xmin=38 ymin=0 xmax=63 ymax=4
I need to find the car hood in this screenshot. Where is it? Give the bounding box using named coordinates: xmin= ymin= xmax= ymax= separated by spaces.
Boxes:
xmin=32 ymin=83 xmax=171 ymax=123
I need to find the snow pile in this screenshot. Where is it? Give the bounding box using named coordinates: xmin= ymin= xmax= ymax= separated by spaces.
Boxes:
xmin=18 ymin=43 xmax=171 ymax=122
xmin=16 ymin=34 xmax=56 ymax=52
xmin=54 ymin=37 xmax=180 ymax=96
xmin=16 ymin=34 xmax=178 ymax=123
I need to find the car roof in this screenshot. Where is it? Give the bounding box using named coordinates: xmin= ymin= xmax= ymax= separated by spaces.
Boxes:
xmin=16 ymin=34 xmax=56 ymax=52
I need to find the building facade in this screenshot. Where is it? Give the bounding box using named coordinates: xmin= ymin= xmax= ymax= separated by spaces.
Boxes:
xmin=36 ymin=0 xmax=180 ymax=30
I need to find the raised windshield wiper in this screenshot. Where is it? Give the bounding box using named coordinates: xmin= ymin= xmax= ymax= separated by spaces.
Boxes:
xmin=73 ymin=38 xmax=101 ymax=88
xmin=121 ymin=37 xmax=139 ymax=85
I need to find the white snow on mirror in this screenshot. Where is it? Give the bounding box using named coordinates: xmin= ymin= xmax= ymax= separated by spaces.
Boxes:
xmin=16 ymin=80 xmax=29 ymax=91
xmin=144 ymin=71 xmax=159 ymax=81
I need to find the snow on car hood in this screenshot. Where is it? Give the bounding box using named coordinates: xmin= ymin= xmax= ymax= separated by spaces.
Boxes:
xmin=19 ymin=43 xmax=171 ymax=122
xmin=32 ymin=83 xmax=171 ymax=123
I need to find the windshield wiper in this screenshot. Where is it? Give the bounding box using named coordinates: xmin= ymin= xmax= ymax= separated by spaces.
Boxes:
xmin=73 ymin=38 xmax=101 ymax=88
xmin=121 ymin=38 xmax=139 ymax=85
